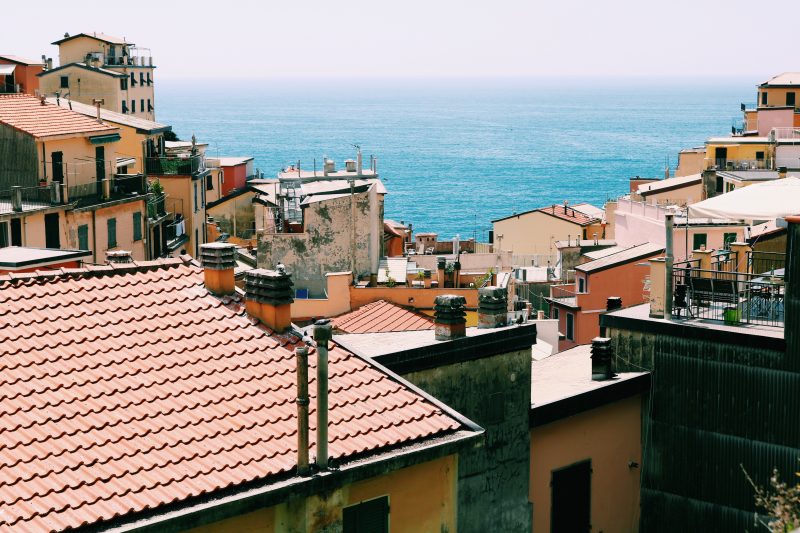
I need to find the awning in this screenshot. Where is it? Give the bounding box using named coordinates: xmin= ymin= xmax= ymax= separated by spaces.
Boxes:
xmin=0 ymin=64 xmax=16 ymax=75
xmin=88 ymin=133 xmax=121 ymax=144
xmin=687 ymin=177 xmax=800 ymax=220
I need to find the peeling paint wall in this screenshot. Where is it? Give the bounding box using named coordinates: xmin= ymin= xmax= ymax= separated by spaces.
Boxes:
xmin=258 ymin=189 xmax=383 ymax=297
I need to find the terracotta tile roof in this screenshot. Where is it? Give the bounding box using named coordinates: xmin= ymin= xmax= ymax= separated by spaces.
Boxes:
xmin=333 ymin=300 xmax=434 ymax=334
xmin=0 ymin=94 xmax=118 ymax=139
xmin=0 ymin=258 xmax=464 ymax=531
xmin=536 ymin=204 xmax=600 ymax=226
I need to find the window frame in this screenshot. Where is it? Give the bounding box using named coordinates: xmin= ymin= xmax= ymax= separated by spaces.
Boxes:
xmin=120 ymin=77 xmax=128 ymax=90
xmin=107 ymin=217 xmax=117 ymax=249
xmin=78 ymin=224 xmax=89 ymax=251
xmin=60 ymin=76 xmax=69 ymax=89
xmin=565 ymin=312 xmax=574 ymax=341
xmin=692 ymin=233 xmax=708 ymax=251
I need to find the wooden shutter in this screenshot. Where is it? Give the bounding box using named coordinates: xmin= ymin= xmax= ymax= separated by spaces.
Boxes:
xmin=343 ymin=496 xmax=389 ymax=533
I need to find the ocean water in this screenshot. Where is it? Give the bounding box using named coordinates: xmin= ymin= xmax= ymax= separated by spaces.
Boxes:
xmin=157 ymin=77 xmax=753 ymax=238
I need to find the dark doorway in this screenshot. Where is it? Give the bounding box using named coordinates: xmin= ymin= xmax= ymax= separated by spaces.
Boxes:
xmin=715 ymin=147 xmax=728 ymax=169
xmin=52 ymin=151 xmax=64 ymax=184
xmin=152 ymin=224 xmax=161 ymax=258
xmin=10 ymin=218 xmax=22 ymax=246
xmin=787 ymin=92 xmax=796 ymax=107
xmin=551 ymin=460 xmax=591 ymax=533
xmin=95 ymin=146 xmax=105 ymax=190
xmin=44 ymin=213 xmax=60 ymax=249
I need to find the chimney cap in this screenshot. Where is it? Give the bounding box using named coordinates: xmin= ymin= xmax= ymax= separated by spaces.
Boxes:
xmin=200 ymin=242 xmax=236 ymax=271
xmin=244 ymin=268 xmax=294 ymax=305
xmin=106 ymin=250 xmax=133 ymax=264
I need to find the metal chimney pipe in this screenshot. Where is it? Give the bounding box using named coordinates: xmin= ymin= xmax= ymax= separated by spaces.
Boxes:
xmin=295 ymin=345 xmax=310 ymax=476
xmin=665 ymin=214 xmax=674 ymax=318
xmin=313 ymin=320 xmax=332 ymax=470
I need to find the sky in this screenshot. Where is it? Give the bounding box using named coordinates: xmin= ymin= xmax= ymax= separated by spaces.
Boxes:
xmin=4 ymin=0 xmax=799 ymax=80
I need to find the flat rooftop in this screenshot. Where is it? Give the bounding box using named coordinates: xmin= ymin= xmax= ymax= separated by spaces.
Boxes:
xmin=0 ymin=246 xmax=91 ymax=269
xmin=532 ymin=344 xmax=647 ymax=408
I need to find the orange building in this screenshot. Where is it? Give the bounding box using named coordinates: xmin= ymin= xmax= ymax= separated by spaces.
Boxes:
xmin=218 ymin=156 xmax=254 ymax=197
xmin=547 ymin=242 xmax=664 ymax=350
xmin=0 ymin=55 xmax=44 ymax=95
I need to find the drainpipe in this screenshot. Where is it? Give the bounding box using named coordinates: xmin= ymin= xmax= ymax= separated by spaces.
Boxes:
xmin=295 ymin=345 xmax=310 ymax=476
xmin=313 ymin=320 xmax=332 ymax=470
xmin=665 ymin=214 xmax=674 ymax=318
xmin=91 ymin=209 xmax=97 ymax=264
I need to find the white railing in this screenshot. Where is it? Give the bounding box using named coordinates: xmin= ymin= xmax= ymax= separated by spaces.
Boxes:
xmin=772 ymin=127 xmax=800 ymax=142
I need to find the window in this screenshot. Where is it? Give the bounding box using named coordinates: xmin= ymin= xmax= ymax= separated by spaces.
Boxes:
xmin=761 ymin=91 xmax=768 ymax=106
xmin=206 ymin=174 xmax=213 ymax=191
xmin=140 ymin=72 xmax=145 ymax=85
xmin=715 ymin=175 xmax=724 ymax=193
xmin=195 ymin=228 xmax=199 ymax=257
xmin=146 ymin=73 xmax=152 ymax=86
xmin=578 ymin=277 xmax=585 ymax=293
xmin=0 ymin=222 xmax=8 ymax=248
xmin=133 ymin=212 xmax=142 ymax=241
xmin=566 ymin=312 xmax=574 ymax=341
xmin=107 ymin=217 xmax=117 ymax=249
xmin=78 ymin=224 xmax=89 ymax=250
xmin=755 ymin=151 xmax=765 ymax=161
xmin=693 ymin=233 xmax=707 ymax=250
xmin=582 ymin=229 xmax=587 ymax=240
xmin=60 ymin=76 xmax=69 ymax=89
xmin=551 ymin=460 xmax=591 ymax=533
xmin=120 ymin=77 xmax=128 ymax=90
xmin=343 ymin=496 xmax=389 ymax=533
xmin=44 ymin=213 xmax=60 ymax=249
xmin=147 ymin=99 xmax=152 ymax=112
xmin=140 ymin=99 xmax=144 ymax=113
xmin=551 ymin=306 xmax=559 ymax=320
xmin=52 ymin=151 xmax=64 ymax=184
xmin=194 ymin=183 xmax=199 ymax=212
xmin=130 ymin=72 xmax=136 ymax=86
xmin=10 ymin=218 xmax=21 ymax=246
xmin=121 ymin=101 xmax=128 ymax=114
xmin=724 ymin=232 xmax=737 ymax=249
xmin=131 ymin=99 xmax=136 ymax=113
xmin=787 ymin=92 xmax=796 ymax=107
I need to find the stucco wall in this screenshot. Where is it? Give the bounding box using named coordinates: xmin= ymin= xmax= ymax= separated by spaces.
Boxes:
xmin=157 ymin=175 xmax=206 ymax=257
xmin=65 ymin=199 xmax=147 ymax=262
xmin=185 ymin=454 xmax=457 ymax=533
xmin=39 ymin=66 xmax=120 ymax=113
xmin=494 ymin=211 xmax=590 ymax=256
xmin=530 ymin=395 xmax=642 ymax=533
xmin=258 ymin=189 xmax=382 ymax=297
xmin=776 ymin=144 xmax=800 ymax=169
xmin=208 ymin=191 xmax=255 ymax=239
xmin=400 ymin=348 xmax=532 ymax=532
xmin=0 ymin=124 xmax=38 ymax=189
xmin=676 ymin=150 xmax=705 ymax=177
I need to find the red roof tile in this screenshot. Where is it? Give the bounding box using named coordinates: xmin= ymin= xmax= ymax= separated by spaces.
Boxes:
xmin=0 ymin=94 xmax=118 ymax=139
xmin=333 ymin=300 xmax=434 ymax=334
xmin=0 ymin=258 xmax=464 ymax=531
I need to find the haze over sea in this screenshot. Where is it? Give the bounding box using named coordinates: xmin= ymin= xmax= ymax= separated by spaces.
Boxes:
xmin=158 ymin=77 xmax=753 ymax=239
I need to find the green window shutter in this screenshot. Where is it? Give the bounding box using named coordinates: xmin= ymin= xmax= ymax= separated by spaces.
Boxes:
xmin=107 ymin=218 xmax=117 ymax=249
xmin=692 ymin=233 xmax=707 ymax=251
xmin=133 ymin=212 xmax=142 ymax=241
xmin=78 ymin=224 xmax=89 ymax=250
xmin=723 ymin=233 xmax=737 ymax=249
xmin=343 ymin=497 xmax=389 ymax=533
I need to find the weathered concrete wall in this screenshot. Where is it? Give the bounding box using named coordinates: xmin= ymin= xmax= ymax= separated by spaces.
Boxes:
xmin=258 ymin=189 xmax=383 ymax=297
xmin=0 ymin=124 xmax=38 ymax=189
xmin=400 ymin=348 xmax=532 ymax=532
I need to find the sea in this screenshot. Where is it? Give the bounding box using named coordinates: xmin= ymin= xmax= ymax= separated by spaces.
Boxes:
xmin=157 ymin=77 xmax=754 ymax=239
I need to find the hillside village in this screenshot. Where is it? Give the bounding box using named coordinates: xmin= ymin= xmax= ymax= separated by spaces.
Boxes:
xmin=0 ymin=31 xmax=798 ymax=532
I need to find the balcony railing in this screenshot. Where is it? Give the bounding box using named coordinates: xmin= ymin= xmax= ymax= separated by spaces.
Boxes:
xmin=707 ymin=159 xmax=773 ymax=171
xmin=145 ymin=155 xmax=204 ymax=176
xmin=68 ymin=174 xmax=147 ymax=205
xmin=771 ymin=127 xmax=800 ymax=142
xmin=0 ymin=184 xmax=62 ymax=213
xmin=147 ymin=193 xmax=167 ymax=220
xmin=671 ymin=254 xmax=786 ymax=327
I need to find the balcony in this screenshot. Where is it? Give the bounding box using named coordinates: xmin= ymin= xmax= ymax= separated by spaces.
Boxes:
xmin=67 ymin=174 xmax=147 ymax=207
xmin=145 ymin=155 xmax=205 ymax=176
xmin=706 ymin=159 xmax=773 ymax=171
xmin=147 ymin=193 xmax=167 ymax=220
xmin=671 ymin=251 xmax=785 ymax=328
xmin=0 ymin=184 xmax=62 ymax=214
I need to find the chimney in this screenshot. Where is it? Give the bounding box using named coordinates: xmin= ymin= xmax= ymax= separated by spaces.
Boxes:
xmin=434 ymin=295 xmax=467 ymax=341
xmin=39 ymin=95 xmax=46 ymax=106
xmin=779 ymin=166 xmax=788 ymax=179
xmin=593 ymin=232 xmax=598 ymax=245
xmin=313 ymin=320 xmax=332 ymax=470
xmin=324 ymin=159 xmax=335 ymax=175
xmin=244 ymin=267 xmax=294 ymax=332
xmin=591 ymin=337 xmax=615 ymax=380
xmin=437 ymin=256 xmax=446 ymax=287
xmin=356 ymin=149 xmax=363 ymax=175
xmin=295 ymin=345 xmax=311 ymax=476
xmin=785 ymin=216 xmax=800 ymax=368
xmin=200 ymin=242 xmax=236 ymax=295
xmin=606 ymin=296 xmax=622 ymax=311
xmin=563 ymin=200 xmax=568 ymax=214
xmin=106 ymin=250 xmax=132 ymax=264
xmin=345 ymin=159 xmax=356 ymax=172
xmin=478 ymin=286 xmax=508 ymax=329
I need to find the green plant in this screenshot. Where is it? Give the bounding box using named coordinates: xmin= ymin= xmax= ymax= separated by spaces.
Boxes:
xmin=148 ymin=179 xmax=163 ymax=196
xmin=416 ymin=270 xmax=425 ymax=281
xmin=386 ymin=276 xmax=396 ymax=287
xmin=477 ymin=268 xmax=495 ymax=287
xmin=445 ymin=262 xmax=455 ymax=274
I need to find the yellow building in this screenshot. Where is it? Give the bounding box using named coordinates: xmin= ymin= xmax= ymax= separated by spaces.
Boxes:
xmin=39 ymin=32 xmax=156 ymax=120
xmin=530 ymin=343 xmax=649 ymax=533
xmin=757 ymin=72 xmax=800 ymax=115
xmin=492 ymin=203 xmax=606 ymax=258
xmin=704 ymin=136 xmax=772 ymax=171
xmin=0 ymin=93 xmax=150 ymax=261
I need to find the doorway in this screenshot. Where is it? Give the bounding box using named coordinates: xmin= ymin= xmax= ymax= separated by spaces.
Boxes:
xmin=551 ymin=460 xmax=591 ymax=533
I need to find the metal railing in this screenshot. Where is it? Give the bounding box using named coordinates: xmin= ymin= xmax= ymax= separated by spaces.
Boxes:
xmin=0 ymin=184 xmax=61 ymax=212
xmin=747 ymin=251 xmax=785 ymax=277
xmin=145 ymin=155 xmax=204 ymax=176
xmin=147 ymin=193 xmax=167 ymax=219
xmin=707 ymin=159 xmax=773 ymax=171
xmin=550 ymin=284 xmax=577 ymax=299
xmin=771 ymin=127 xmax=800 ymax=142
xmin=672 ymin=259 xmax=785 ymax=327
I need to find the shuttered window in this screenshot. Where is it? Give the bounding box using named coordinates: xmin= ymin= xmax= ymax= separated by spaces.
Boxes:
xmin=0 ymin=222 xmax=8 ymax=248
xmin=343 ymin=496 xmax=389 ymax=533
xmin=78 ymin=224 xmax=89 ymax=250
xmin=133 ymin=212 xmax=142 ymax=241
xmin=107 ymin=218 xmax=117 ymax=249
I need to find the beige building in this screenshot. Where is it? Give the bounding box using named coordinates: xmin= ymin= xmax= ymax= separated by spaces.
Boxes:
xmin=492 ymin=203 xmax=606 ymax=257
xmin=0 ymin=94 xmax=148 ymax=261
xmin=39 ymin=32 xmax=156 ymax=120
